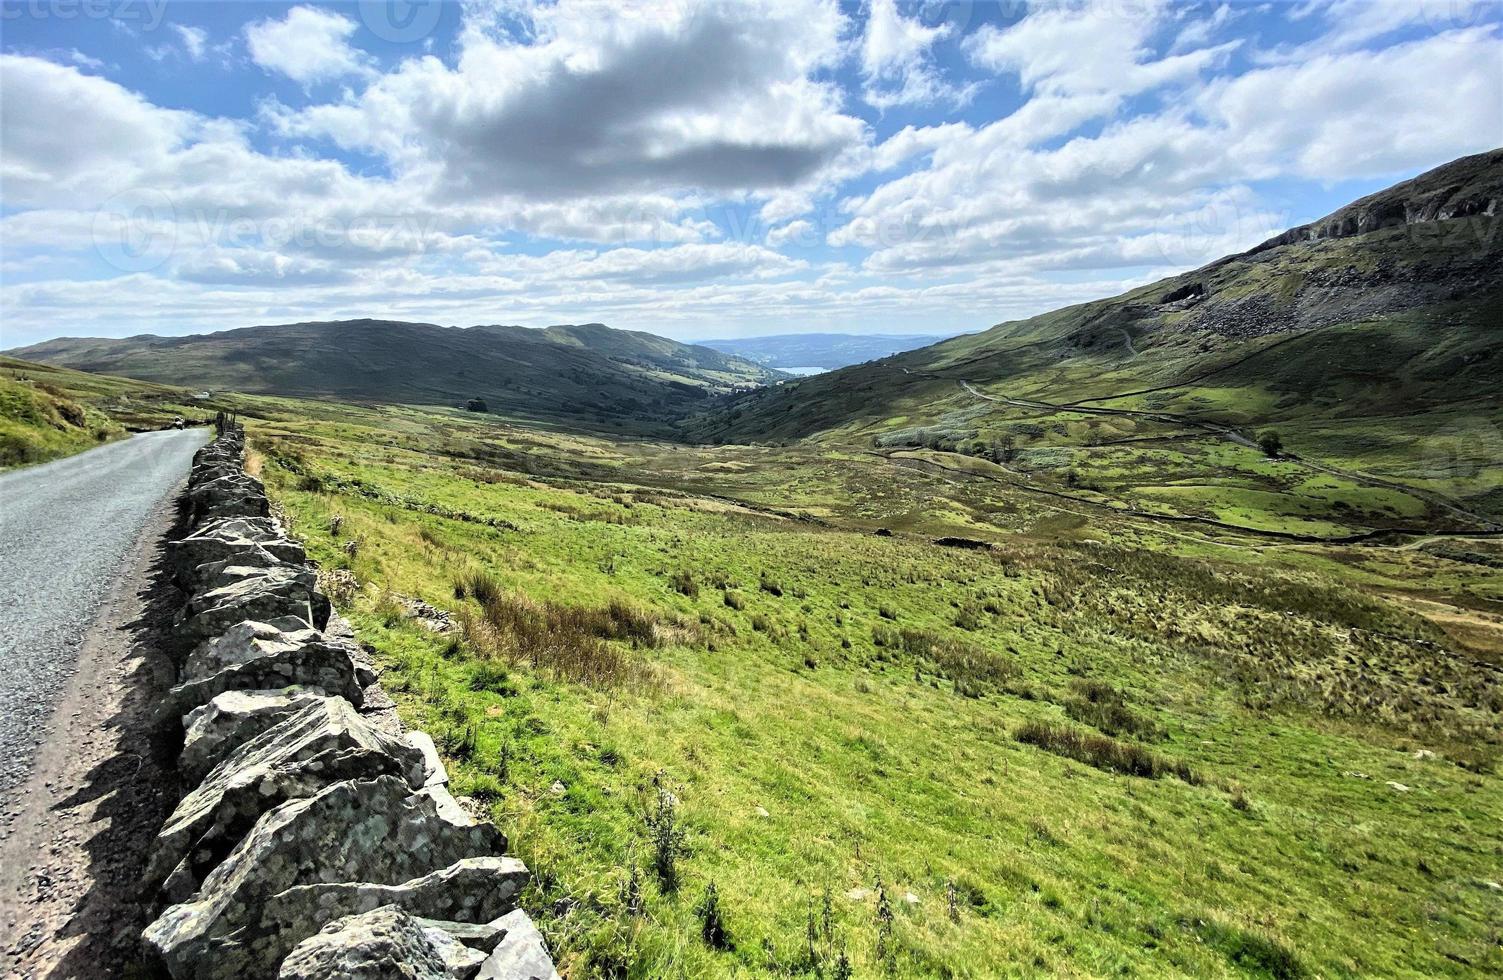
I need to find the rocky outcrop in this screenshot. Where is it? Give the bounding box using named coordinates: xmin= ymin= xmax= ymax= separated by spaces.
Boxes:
xmin=1245 ymin=147 xmax=1501 ymax=254
xmin=138 ymin=423 xmax=556 ymax=979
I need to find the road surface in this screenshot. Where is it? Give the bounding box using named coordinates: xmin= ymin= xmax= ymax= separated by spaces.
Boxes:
xmin=0 ymin=429 xmax=205 ymax=797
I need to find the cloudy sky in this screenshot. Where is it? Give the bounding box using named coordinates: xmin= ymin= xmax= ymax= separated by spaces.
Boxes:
xmin=1 ymin=0 xmax=1499 ymax=344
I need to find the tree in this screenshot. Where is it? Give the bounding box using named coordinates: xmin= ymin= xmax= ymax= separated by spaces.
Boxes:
xmin=1257 ymin=429 xmax=1283 ymax=457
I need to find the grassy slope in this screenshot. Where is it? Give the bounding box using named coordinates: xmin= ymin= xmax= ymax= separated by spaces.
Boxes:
xmin=221 ymin=395 xmax=1500 ymax=979
xmin=0 ymin=355 xmax=205 ymax=468
xmin=8 ymin=319 xmax=782 ymax=436
xmin=687 ymin=218 xmax=1503 ymax=537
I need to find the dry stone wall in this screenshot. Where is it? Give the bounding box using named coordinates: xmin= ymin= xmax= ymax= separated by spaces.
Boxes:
xmin=141 ymin=423 xmax=559 ymax=980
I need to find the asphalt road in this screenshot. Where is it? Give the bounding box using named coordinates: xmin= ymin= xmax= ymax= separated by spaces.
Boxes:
xmin=0 ymin=429 xmax=205 ymax=797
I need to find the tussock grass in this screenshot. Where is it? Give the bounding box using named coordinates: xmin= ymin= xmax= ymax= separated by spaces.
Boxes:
xmin=1015 ymin=721 xmax=1198 ymax=782
xmin=1063 ymin=678 xmax=1162 ymax=740
xmin=458 ymin=586 xmax=660 ymax=690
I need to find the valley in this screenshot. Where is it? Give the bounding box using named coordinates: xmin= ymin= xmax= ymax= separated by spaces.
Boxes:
xmin=2 ymin=152 xmax=1499 ymax=978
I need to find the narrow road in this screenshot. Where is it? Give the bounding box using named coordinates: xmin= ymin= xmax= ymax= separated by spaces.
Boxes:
xmin=0 ymin=429 xmax=205 ymax=797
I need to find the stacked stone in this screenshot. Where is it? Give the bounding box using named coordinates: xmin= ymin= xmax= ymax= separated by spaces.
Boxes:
xmin=141 ymin=424 xmax=559 ymax=980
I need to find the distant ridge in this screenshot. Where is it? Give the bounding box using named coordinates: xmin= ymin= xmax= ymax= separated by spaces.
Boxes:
xmin=9 ymin=319 xmax=783 ymax=434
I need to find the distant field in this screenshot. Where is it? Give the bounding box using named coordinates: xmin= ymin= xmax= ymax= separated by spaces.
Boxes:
xmin=227 ymin=397 xmax=1500 ymax=978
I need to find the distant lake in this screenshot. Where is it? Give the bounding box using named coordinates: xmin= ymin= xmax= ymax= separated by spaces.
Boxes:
xmin=779 ymin=366 xmax=827 ymax=376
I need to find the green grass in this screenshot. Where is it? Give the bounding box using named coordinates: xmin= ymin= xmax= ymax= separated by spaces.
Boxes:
xmin=237 ymin=399 xmax=1501 ymax=979
xmin=0 ymin=356 xmax=207 ymax=468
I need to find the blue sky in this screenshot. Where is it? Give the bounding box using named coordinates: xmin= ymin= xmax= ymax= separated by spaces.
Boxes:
xmin=1 ymin=0 xmax=1499 ymax=343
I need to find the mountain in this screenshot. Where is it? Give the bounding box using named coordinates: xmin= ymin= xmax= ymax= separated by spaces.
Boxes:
xmin=9 ymin=320 xmax=783 ymax=433
xmin=693 ymin=332 xmax=961 ymax=371
xmin=689 ymin=150 xmax=1502 ymax=457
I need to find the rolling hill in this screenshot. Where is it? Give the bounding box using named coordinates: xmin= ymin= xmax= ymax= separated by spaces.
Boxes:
xmin=688 ymin=150 xmax=1503 ymax=524
xmin=9 ymin=319 xmax=783 ymax=434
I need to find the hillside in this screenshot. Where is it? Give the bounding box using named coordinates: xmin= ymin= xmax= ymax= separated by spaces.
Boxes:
xmin=694 ymin=332 xmax=960 ymax=370
xmin=0 ymin=355 xmax=206 ymax=468
xmin=689 ymin=150 xmax=1503 ymax=528
xmin=9 ymin=319 xmax=782 ymax=435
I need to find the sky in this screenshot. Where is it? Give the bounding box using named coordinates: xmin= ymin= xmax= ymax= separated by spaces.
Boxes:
xmin=1 ymin=0 xmax=1499 ymax=344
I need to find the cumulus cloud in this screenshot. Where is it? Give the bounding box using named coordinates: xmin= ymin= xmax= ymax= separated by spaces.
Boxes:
xmin=0 ymin=55 xmax=196 ymax=204
xmin=838 ymin=9 xmax=1499 ymax=276
xmin=245 ymin=6 xmax=371 ymax=83
xmin=276 ymin=0 xmax=865 ymax=202
xmin=860 ymin=0 xmax=963 ymax=109
xmin=3 ymin=1 xmax=1498 ymax=343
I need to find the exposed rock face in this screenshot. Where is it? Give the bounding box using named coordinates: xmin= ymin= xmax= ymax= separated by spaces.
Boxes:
xmin=1247 ymin=148 xmax=1501 ymax=254
xmin=140 ymin=425 xmax=555 ymax=980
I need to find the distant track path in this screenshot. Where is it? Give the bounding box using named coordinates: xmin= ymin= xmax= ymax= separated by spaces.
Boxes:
xmin=0 ymin=429 xmax=205 ymax=796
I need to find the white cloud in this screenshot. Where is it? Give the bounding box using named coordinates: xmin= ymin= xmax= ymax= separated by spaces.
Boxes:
xmin=0 ymin=55 xmax=196 ymax=204
xmin=835 ymin=20 xmax=1501 ymax=276
xmin=1198 ymin=27 xmax=1503 ymax=180
xmin=860 ymin=0 xmax=963 ymax=109
xmin=2 ymin=2 xmax=1498 ymax=344
xmin=277 ymin=0 xmax=865 ymax=203
xmin=766 ymin=219 xmax=816 ymax=247
xmin=174 ymin=24 xmax=208 ymax=62
xmin=965 ymin=0 xmax=1234 ymax=101
xmin=245 ymin=6 xmax=371 ymax=83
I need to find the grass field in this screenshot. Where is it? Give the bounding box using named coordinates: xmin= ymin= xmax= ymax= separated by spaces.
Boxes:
xmin=228 ymin=398 xmax=1501 ymax=979
xmin=4 ymin=360 xmax=1499 ymax=977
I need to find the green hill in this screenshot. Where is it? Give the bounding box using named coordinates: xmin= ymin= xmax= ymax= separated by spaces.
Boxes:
xmin=0 ymin=355 xmax=204 ymax=468
xmin=689 ymin=150 xmax=1503 ymax=529
xmin=9 ymin=319 xmax=783 ymax=435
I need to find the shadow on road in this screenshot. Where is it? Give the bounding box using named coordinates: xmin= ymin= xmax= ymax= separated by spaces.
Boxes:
xmin=15 ymin=501 xmax=193 ymax=980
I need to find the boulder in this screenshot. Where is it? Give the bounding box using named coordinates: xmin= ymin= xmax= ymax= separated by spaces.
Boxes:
xmin=143 ymin=777 xmax=510 ymax=980
xmin=179 ymin=567 xmax=331 ymax=640
xmin=168 ymin=629 xmax=367 ymax=717
xmin=180 ymin=687 xmax=334 ymax=782
xmin=276 ymin=905 xmax=481 ymax=980
xmin=475 ymin=911 xmax=560 ymax=980
xmin=258 ymin=858 xmax=529 ymax=974
xmin=405 ymin=731 xmax=449 ymax=788
xmin=150 ymin=700 xmax=428 ymax=895
xmin=184 ymin=619 xmax=327 ymax=680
